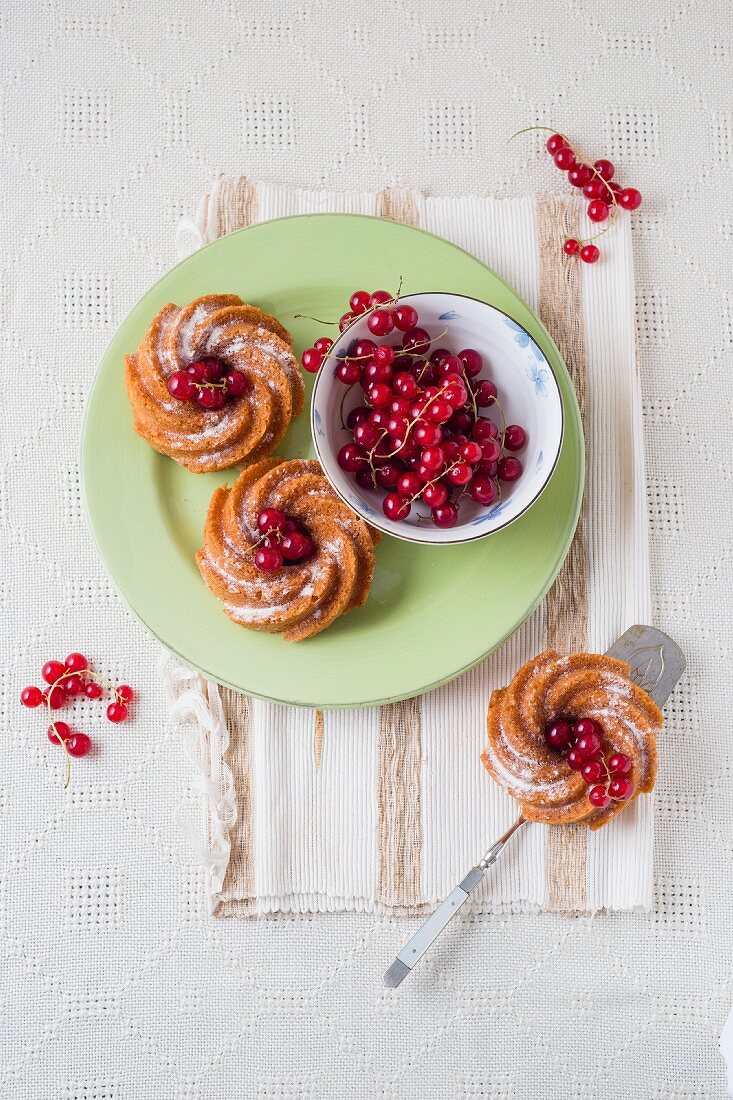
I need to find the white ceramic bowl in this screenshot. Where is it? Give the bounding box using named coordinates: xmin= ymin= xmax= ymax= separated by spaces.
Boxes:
xmin=311 ymin=292 xmax=564 ymax=545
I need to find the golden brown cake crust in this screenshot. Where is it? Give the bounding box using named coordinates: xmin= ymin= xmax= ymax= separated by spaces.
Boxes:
xmin=125 ymin=295 xmax=303 ymax=473
xmin=481 ymin=650 xmax=663 ymax=829
xmin=196 ymin=457 xmax=381 ymax=642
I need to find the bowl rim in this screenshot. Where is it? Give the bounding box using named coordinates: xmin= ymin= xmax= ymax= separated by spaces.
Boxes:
xmin=310 ymin=290 xmax=566 ymax=546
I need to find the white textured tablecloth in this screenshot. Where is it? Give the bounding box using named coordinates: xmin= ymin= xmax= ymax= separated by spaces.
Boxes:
xmin=2 ymin=2 xmax=732 ymax=1097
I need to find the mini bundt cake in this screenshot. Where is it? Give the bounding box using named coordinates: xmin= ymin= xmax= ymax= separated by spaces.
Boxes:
xmin=196 ymin=457 xmax=381 ymax=641
xmin=481 ymin=650 xmax=663 ymax=829
xmin=125 ymin=294 xmax=304 ymax=472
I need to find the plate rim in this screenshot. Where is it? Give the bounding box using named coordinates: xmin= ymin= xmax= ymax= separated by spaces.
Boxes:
xmin=81 ymin=212 xmax=585 ymax=708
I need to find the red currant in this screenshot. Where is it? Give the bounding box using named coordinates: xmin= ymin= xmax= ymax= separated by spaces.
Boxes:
xmin=446 ymin=463 xmax=472 ymax=486
xmin=346 ymin=406 xmax=369 ymax=431
xmin=225 ymin=370 xmax=249 ymax=396
xmin=567 ymin=747 xmax=584 ymax=770
xmin=580 ymin=244 xmax=600 ymax=264
xmin=197 ymin=387 xmax=225 ymax=410
xmin=368 ymin=309 xmax=395 ymax=337
xmin=581 ymin=759 xmax=605 ymax=784
xmin=459 ymin=440 xmax=483 ymax=465
xmin=337 ymin=443 xmax=368 ymax=472
xmin=85 ymin=682 xmax=103 ymax=700
xmin=21 ymin=686 xmax=44 ymax=708
xmin=472 ymin=418 xmax=497 ymax=442
xmin=553 ymin=147 xmax=576 ymax=171
xmin=42 ymin=661 xmax=66 ymax=685
xmin=382 ymin=493 xmax=411 ymax=521
xmin=563 ymin=238 xmax=580 ymax=255
xmin=588 ymin=784 xmax=611 ymax=809
xmin=497 ymin=457 xmax=523 ymax=482
xmin=48 ymin=721 xmax=71 ymax=744
xmin=582 ymin=178 xmax=608 ymax=201
xmin=568 ymin=164 xmax=592 ymax=188
xmin=575 ymin=732 xmax=603 ymax=760
xmin=572 ymin=718 xmax=600 ymax=739
xmin=607 ymin=752 xmax=632 ymax=776
xmin=468 ymin=476 xmax=497 ymax=505
xmin=369 ymin=290 xmax=392 ymax=307
xmin=281 ymin=532 xmax=313 ymax=561
xmin=431 ymin=503 xmax=458 ymax=528
xmin=544 ymin=719 xmax=573 ymax=751
xmin=587 ymin=199 xmax=609 ymax=223
xmin=67 ymin=733 xmax=92 ymax=757
xmin=349 ymin=289 xmax=371 ymax=314
xmin=64 ymin=675 xmax=84 ymax=696
xmin=373 ymin=344 xmax=395 ymax=367
xmin=116 ymin=685 xmax=134 ymax=704
xmin=257 ymin=508 xmax=287 ymax=534
xmin=474 ymin=380 xmax=497 ymax=407
xmin=458 ymin=349 xmax=483 ymax=377
xmin=608 ymin=776 xmax=634 ymax=801
xmin=503 ymin=425 xmax=527 ymax=451
xmin=48 ymin=685 xmax=67 ymax=709
xmin=168 ymin=371 xmax=196 ymax=400
xmin=546 ymin=133 xmax=566 ymax=154
xmin=314 ymin=336 xmax=333 ymax=353
xmin=393 ymin=304 xmax=419 ymax=331
xmin=107 ymin=702 xmax=128 ymax=723
xmin=336 ymin=361 xmax=361 ymax=385
xmin=367 ymin=382 xmax=392 ymax=408
xmin=339 ymin=311 xmax=356 ymax=332
xmin=301 ymin=347 xmax=323 ymax=373
xmin=619 ymin=187 xmax=642 ymax=211
xmin=593 ymin=158 xmax=614 ymax=181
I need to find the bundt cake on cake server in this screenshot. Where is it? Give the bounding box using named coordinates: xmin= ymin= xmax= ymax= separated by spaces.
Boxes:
xmin=481 ymin=650 xmax=663 ymax=829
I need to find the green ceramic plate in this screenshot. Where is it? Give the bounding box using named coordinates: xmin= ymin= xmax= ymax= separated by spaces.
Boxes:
xmin=82 ymin=214 xmax=583 ymax=708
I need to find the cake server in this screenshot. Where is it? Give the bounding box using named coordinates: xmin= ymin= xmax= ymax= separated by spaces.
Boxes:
xmin=383 ymin=625 xmax=686 ymax=988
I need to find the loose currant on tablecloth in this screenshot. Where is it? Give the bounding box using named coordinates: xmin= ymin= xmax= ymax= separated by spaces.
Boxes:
xmin=512 ymin=126 xmax=643 ymax=263
xmin=20 ymin=652 xmax=136 ymax=787
xmin=297 ymin=289 xmax=529 ymax=529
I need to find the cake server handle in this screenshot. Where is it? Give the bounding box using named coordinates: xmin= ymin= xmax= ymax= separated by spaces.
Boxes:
xmin=382 ymin=625 xmax=686 ymax=989
xmin=383 ymin=813 xmax=526 ymax=988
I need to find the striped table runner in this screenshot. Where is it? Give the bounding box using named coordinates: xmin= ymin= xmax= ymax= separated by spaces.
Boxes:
xmin=169 ymin=179 xmax=652 ymax=917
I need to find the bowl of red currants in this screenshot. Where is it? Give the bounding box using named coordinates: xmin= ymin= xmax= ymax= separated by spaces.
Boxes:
xmin=309 ymin=291 xmax=564 ymax=544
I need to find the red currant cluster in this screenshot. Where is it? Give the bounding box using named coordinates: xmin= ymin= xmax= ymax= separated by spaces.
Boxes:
xmin=544 ymin=716 xmax=634 ymax=809
xmin=538 ymin=131 xmax=642 ymax=264
xmin=301 ymin=291 xmax=527 ymax=530
xmin=21 ymin=653 xmax=135 ymax=784
xmin=250 ymin=508 xmax=315 ymax=574
xmin=167 ymin=355 xmax=249 ymax=411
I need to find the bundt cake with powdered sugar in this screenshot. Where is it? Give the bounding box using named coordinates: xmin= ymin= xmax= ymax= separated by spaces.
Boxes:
xmin=196 ymin=457 xmax=380 ymax=641
xmin=125 ymin=294 xmax=303 ymax=472
xmin=481 ymin=650 xmax=663 ymax=828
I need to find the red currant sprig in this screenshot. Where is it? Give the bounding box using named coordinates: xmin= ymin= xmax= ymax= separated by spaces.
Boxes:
xmin=20 ymin=652 xmax=136 ymax=787
xmin=544 ymin=716 xmax=635 ymax=810
xmin=513 ymin=126 xmax=642 ymax=263
xmin=167 ymin=356 xmax=249 ymax=410
xmin=245 ymin=509 xmax=315 ymax=574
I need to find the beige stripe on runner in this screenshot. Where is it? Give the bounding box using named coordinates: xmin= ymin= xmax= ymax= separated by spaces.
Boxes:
xmin=374 ymin=188 xmax=424 ymax=913
xmin=536 ymin=193 xmax=590 ymax=912
xmin=210 ymin=181 xmax=260 ymax=918
xmin=213 ymin=687 xmax=254 ymax=916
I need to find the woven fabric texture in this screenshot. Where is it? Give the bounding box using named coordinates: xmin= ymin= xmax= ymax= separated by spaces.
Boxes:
xmin=1 ymin=2 xmax=731 ymax=1097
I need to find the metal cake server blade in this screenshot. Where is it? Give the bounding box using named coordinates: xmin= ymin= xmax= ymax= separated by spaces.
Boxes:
xmin=383 ymin=625 xmax=686 ymax=988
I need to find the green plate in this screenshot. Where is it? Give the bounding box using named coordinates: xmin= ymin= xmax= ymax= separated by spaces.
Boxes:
xmin=82 ymin=214 xmax=583 ymax=708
